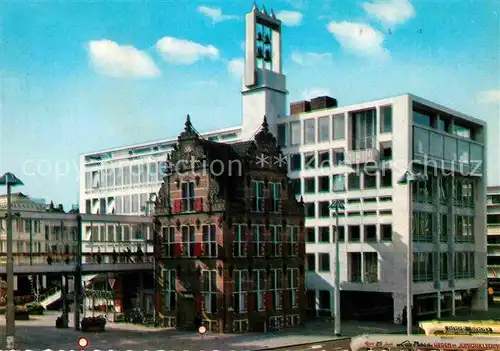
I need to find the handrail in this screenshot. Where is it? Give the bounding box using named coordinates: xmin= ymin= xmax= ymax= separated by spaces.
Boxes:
xmin=38 ymin=286 xmax=61 ymax=303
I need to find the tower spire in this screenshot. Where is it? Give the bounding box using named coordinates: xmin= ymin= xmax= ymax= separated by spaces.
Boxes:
xmin=184 ymin=114 xmax=192 ymax=132
xmin=252 ymin=2 xmax=258 ymax=12
xmin=261 ymin=115 xmax=269 ymax=132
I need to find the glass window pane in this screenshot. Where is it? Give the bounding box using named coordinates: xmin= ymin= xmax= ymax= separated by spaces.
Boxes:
xmin=381 ymin=106 xmax=392 ymax=133
xmin=413 ymin=127 xmax=429 ymax=155
xmin=413 ymin=111 xmax=432 ymax=127
xmin=333 ymin=114 xmax=345 ymax=140
xmin=470 ymin=144 xmax=483 ymax=174
xmin=318 ymin=117 xmax=329 ymax=142
xmin=429 ymin=132 xmax=444 ymax=158
xmin=277 ymin=124 xmax=287 ymax=147
xmin=457 ymin=140 xmax=470 ymax=164
xmin=444 ymin=136 xmax=457 ymax=161
xmin=333 ymin=175 xmax=345 ymax=192
xmin=149 ymin=163 xmax=158 ymax=182
xmin=290 ymin=122 xmax=301 ymax=145
xmin=304 ymin=119 xmax=315 ymax=144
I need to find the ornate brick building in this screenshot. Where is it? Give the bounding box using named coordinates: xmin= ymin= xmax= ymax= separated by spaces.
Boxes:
xmin=153 ymin=115 xmax=306 ymax=333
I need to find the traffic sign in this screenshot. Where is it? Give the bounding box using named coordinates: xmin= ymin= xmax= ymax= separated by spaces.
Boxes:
xmin=78 ymin=337 xmax=88 ymax=349
xmin=108 ymin=279 xmax=115 ymax=289
xmin=198 ymin=325 xmax=207 ymax=335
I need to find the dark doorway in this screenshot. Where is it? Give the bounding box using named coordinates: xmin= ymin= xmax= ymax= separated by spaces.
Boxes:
xmin=177 ymin=295 xmax=196 ymax=330
xmin=341 ymin=291 xmax=393 ymax=322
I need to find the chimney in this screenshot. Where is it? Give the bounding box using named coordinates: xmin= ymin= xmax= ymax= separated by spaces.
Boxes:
xmin=310 ymin=96 xmax=338 ymax=111
xmin=290 ymin=100 xmax=311 ymax=115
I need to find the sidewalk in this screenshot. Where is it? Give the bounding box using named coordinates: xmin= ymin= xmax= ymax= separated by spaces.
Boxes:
xmin=1 ymin=312 xmax=406 ymax=351
xmin=430 ymin=305 xmax=500 ymax=322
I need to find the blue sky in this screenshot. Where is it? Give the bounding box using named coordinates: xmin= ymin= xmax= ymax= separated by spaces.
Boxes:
xmin=1 ymin=0 xmax=499 ymax=208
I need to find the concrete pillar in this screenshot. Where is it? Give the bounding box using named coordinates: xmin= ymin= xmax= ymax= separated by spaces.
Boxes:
xmin=436 ymin=291 xmax=441 ymax=318
xmin=393 ymin=292 xmax=406 ymax=323
xmin=61 ymin=275 xmax=69 ymax=328
xmin=472 ymin=287 xmax=488 ymax=311
xmin=74 ymin=271 xmax=82 ymax=331
xmin=451 ymin=290 xmax=456 ymax=316
xmin=314 ymin=289 xmax=320 ymax=317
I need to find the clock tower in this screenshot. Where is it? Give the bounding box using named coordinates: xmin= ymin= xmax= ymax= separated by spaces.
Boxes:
xmin=241 ymin=3 xmax=287 ymax=141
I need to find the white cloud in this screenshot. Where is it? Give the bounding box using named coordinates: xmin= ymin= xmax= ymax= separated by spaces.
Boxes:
xmin=197 ymin=6 xmax=238 ymax=24
xmin=477 ymin=89 xmax=500 ymax=104
xmin=362 ymin=0 xmax=415 ymax=26
xmin=87 ymin=40 xmax=160 ymax=78
xmin=276 ymin=10 xmax=303 ymax=26
xmin=156 ymin=37 xmax=219 ymax=65
xmin=302 ymin=87 xmax=331 ymax=100
xmin=327 ymin=21 xmax=388 ymax=58
xmin=228 ymin=58 xmax=244 ymax=77
xmin=291 ymin=51 xmax=332 ymax=66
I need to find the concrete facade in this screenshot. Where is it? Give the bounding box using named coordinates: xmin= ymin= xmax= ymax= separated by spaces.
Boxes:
xmin=276 ymin=94 xmax=487 ymax=321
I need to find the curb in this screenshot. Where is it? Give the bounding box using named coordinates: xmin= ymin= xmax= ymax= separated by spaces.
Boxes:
xmin=253 ymin=337 xmax=351 ymax=351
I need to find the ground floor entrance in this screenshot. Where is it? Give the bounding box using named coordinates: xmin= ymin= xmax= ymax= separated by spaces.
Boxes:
xmin=176 ymin=295 xmax=196 ymax=330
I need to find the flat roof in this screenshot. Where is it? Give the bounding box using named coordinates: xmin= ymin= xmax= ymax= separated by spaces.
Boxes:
xmin=410 ymin=94 xmax=486 ymax=127
xmin=81 ymin=125 xmax=242 ymax=158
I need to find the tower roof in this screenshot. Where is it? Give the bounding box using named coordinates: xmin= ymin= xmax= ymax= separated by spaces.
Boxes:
xmin=178 ymin=114 xmax=199 ymax=140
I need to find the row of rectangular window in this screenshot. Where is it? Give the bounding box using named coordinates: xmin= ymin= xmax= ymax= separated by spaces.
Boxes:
xmin=162 ymin=268 xmax=300 ymax=313
xmin=84 ymin=161 xmax=167 ymax=190
xmin=305 ymin=224 xmax=393 ymax=243
xmin=85 ymin=192 xmax=156 ymax=215
xmin=277 ymin=106 xmax=392 ymax=147
xmin=0 ymin=240 xmax=75 ymax=254
xmin=306 ymin=251 xmax=379 ymax=283
xmin=303 ymin=201 xmax=392 ymax=219
xmin=413 ymin=126 xmax=483 ymax=168
xmin=1 ymin=220 xmax=77 ymax=242
xmin=412 ymin=173 xmax=476 ymax=208
xmin=413 ymin=251 xmax=475 ymax=282
xmin=287 ymin=147 xmax=392 ymax=172
xmin=161 ymin=224 xmax=300 ymax=258
xmin=413 ymin=110 xmax=474 ymax=140
xmin=84 ymin=223 xmax=150 ymax=242
xmin=297 ymin=171 xmax=393 ymax=195
xmin=413 ymin=212 xmax=475 ymax=243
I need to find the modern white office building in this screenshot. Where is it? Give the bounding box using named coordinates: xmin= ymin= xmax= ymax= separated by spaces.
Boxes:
xmin=79 ymin=126 xmax=241 ymax=216
xmin=79 ymin=4 xmax=488 ymax=322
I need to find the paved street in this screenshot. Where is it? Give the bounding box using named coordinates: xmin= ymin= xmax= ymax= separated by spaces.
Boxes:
xmin=0 ymin=312 xmax=403 ymax=351
xmin=266 ymin=339 xmax=351 ymax=351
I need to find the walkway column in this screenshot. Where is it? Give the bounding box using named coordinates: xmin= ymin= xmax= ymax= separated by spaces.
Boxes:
xmin=451 ymin=290 xmax=456 ymax=316
xmin=74 ymin=214 xmax=82 ymax=331
xmin=61 ymin=274 xmax=69 ymax=328
xmin=436 ymin=292 xmax=441 ymax=319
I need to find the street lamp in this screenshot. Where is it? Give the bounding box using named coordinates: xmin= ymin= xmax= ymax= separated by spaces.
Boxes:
xmin=329 ymin=199 xmax=345 ymax=337
xmin=0 ymin=172 xmax=24 ymax=350
xmin=398 ymin=170 xmax=426 ymax=335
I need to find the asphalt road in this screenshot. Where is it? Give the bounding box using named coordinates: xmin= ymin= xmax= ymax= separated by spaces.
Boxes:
xmin=267 ymin=338 xmax=351 ymax=351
